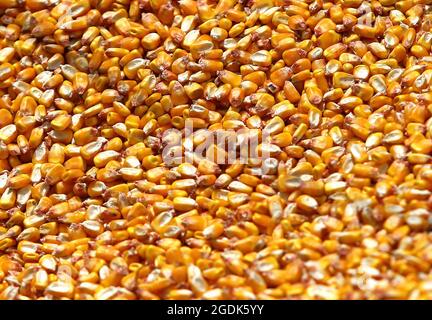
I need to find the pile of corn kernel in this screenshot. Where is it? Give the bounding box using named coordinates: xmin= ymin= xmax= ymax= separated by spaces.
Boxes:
xmin=0 ymin=0 xmax=432 ymax=300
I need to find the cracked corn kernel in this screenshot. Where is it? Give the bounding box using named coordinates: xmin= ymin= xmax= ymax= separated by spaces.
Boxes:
xmin=0 ymin=0 xmax=432 ymax=301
